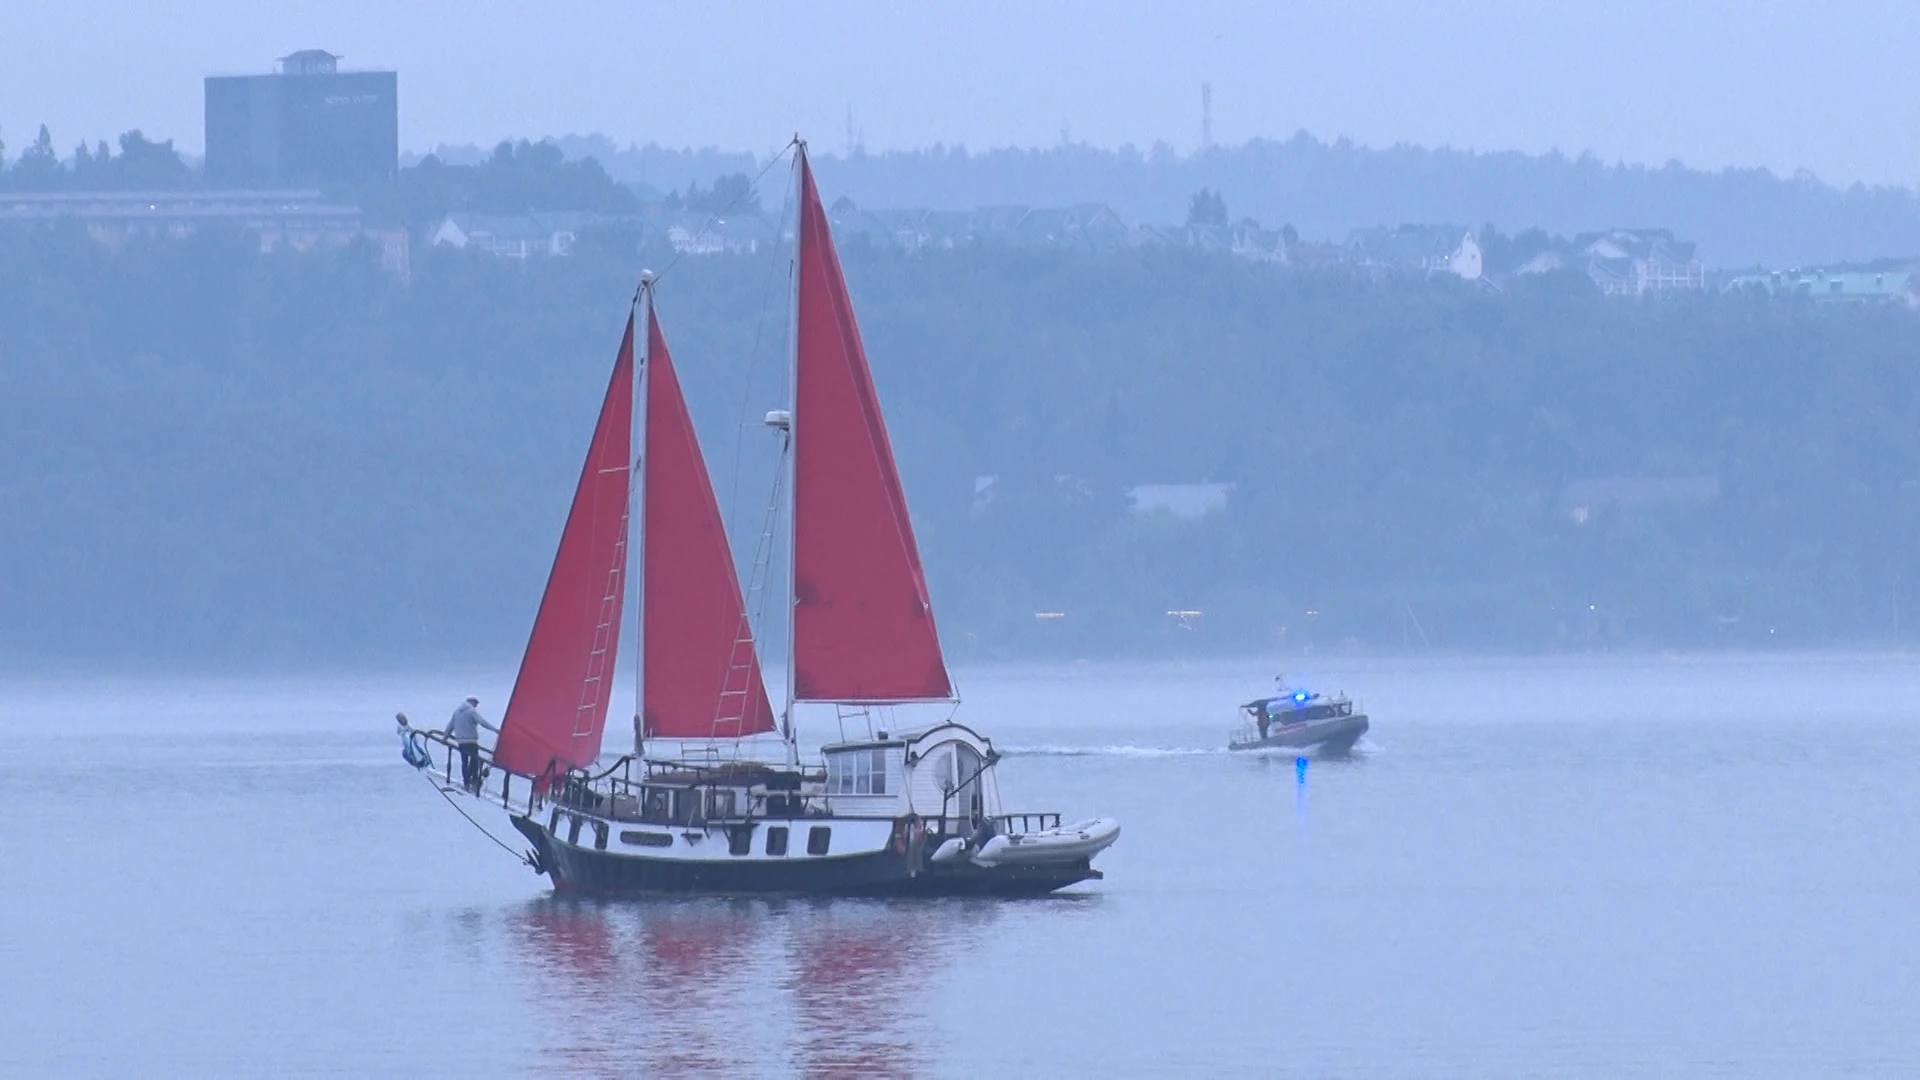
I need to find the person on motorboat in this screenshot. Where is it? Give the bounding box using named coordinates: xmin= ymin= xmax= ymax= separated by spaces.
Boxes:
xmin=445 ymin=696 xmax=498 ymax=794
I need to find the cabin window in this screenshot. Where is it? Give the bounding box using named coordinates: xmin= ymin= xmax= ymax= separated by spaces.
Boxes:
xmin=671 ymin=789 xmax=702 ymax=825
xmin=621 ymin=830 xmax=672 ymax=848
xmin=567 ymin=815 xmax=582 ymax=846
xmin=707 ymin=789 xmax=738 ymax=820
xmin=593 ymin=822 xmax=608 ymax=851
xmin=548 ymin=808 xmax=562 ymax=834
xmin=808 ymin=825 xmax=832 ymax=855
xmin=826 ymin=748 xmax=888 ymax=795
xmin=728 ymin=827 xmax=752 ymax=856
xmin=766 ymin=826 xmax=789 ymax=856
xmin=642 ymin=788 xmax=671 ymax=823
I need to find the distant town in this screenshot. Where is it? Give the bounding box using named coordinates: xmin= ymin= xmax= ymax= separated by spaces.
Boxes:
xmin=4 ymin=47 xmax=1919 ymax=306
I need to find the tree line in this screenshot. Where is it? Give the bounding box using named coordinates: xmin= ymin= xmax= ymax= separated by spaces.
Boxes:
xmin=19 ymin=120 xmax=1920 ymax=266
xmin=0 ymin=125 xmax=762 ymax=234
xmin=0 ymin=126 xmax=197 ymax=190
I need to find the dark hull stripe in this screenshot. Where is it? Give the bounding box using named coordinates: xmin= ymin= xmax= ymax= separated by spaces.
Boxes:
xmin=1233 ymin=714 xmax=1369 ymax=752
xmin=511 ymin=816 xmax=1097 ymax=898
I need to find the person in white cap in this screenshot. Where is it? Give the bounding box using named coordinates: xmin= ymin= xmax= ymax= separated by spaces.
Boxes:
xmin=445 ymin=696 xmax=498 ymax=793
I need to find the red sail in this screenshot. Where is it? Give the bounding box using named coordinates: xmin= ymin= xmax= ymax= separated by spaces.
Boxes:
xmin=641 ymin=305 xmax=776 ymax=739
xmin=495 ymin=318 xmax=634 ymax=778
xmin=791 ymin=153 xmax=953 ymax=702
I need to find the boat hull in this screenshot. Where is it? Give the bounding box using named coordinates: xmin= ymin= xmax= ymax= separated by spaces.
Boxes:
xmin=511 ymin=815 xmax=1100 ymax=898
xmin=1228 ymin=712 xmax=1369 ymax=753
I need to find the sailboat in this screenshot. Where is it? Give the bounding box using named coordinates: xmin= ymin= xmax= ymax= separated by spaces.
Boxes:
xmin=404 ymin=141 xmax=1119 ymax=896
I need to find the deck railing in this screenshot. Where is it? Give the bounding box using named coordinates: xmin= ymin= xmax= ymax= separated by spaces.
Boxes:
xmin=405 ymin=730 xmax=1065 ymax=838
xmin=923 ymin=811 xmax=1061 ymax=838
xmin=407 ymin=728 xmax=547 ymax=817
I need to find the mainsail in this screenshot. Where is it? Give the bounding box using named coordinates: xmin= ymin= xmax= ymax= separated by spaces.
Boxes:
xmin=495 ymin=318 xmax=635 ymax=777
xmin=640 ymin=301 xmax=776 ymax=739
xmin=790 ymin=151 xmax=953 ymax=703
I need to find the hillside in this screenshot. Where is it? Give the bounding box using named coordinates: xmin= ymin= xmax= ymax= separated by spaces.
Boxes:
xmin=6 ymin=225 xmax=1920 ymax=670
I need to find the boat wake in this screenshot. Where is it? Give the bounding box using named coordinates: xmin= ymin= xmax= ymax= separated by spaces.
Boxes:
xmin=1006 ymin=734 xmax=1382 ymax=760
xmin=1003 ymin=738 xmax=1383 ymax=761
xmin=1001 ymin=744 xmax=1228 ymax=758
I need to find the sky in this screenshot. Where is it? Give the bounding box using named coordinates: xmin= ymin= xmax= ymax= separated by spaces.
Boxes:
xmin=5 ymin=0 xmax=1920 ymax=188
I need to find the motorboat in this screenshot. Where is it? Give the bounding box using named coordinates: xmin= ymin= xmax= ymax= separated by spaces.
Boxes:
xmin=1227 ymin=680 xmax=1369 ymax=753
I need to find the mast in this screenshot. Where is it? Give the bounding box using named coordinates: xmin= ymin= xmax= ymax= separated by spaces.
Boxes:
xmin=636 ymin=283 xmax=778 ymax=748
xmin=632 ymin=273 xmax=654 ymax=759
xmin=780 ymin=139 xmax=805 ymax=768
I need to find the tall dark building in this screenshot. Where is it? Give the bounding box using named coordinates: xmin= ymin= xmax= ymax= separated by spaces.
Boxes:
xmin=205 ymin=50 xmax=397 ymax=188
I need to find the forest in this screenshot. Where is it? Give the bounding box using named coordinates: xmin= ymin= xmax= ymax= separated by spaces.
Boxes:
xmin=465 ymin=132 xmax=1920 ymax=268
xmin=7 ymin=217 xmax=1920 ymax=672
xmin=13 ymin=120 xmax=1920 ymax=265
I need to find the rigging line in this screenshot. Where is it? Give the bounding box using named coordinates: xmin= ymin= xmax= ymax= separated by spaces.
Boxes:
xmin=420 ymin=771 xmax=537 ymax=867
xmin=647 ymin=139 xmax=800 ymax=288
xmin=722 ymin=176 xmax=799 ymax=557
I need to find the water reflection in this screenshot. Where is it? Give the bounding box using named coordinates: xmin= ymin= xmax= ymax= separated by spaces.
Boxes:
xmin=500 ymin=896 xmax=1001 ymax=1076
xmin=507 ymin=897 xmax=764 ymax=1075
xmin=781 ymin=898 xmax=999 ymax=1078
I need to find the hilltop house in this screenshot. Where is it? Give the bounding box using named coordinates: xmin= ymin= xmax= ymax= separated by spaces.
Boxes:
xmin=1011 ymin=204 xmax=1130 ymax=250
xmin=1723 ymin=266 xmax=1920 ymax=306
xmin=664 ymin=211 xmax=776 ymax=255
xmin=430 ymin=212 xmax=590 ymax=258
xmin=0 ymin=188 xmax=406 ymax=275
xmin=1560 ymin=475 xmax=1719 ymax=525
xmin=1343 ymin=225 xmax=1483 ymax=281
xmin=1127 ymin=482 xmax=1235 ymax=521
xmin=1574 ymin=229 xmax=1705 ymax=296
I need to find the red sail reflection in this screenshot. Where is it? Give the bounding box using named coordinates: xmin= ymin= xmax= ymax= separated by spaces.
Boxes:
xmin=784 ymin=899 xmax=998 ymax=1078
xmin=509 ymin=899 xmax=764 ymax=1075
xmin=502 ymin=898 xmax=996 ymax=1077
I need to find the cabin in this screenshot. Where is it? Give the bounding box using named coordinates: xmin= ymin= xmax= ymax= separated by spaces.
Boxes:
xmin=819 ymin=722 xmax=1006 ymax=831
xmin=532 ymin=722 xmax=1019 ymax=863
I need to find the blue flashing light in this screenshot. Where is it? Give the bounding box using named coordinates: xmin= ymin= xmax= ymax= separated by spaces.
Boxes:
xmin=1292 ymin=690 xmax=1310 ymax=703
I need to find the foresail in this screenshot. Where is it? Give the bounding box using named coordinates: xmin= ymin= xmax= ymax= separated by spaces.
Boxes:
xmin=495 ymin=318 xmax=634 ymax=778
xmin=791 ymin=152 xmax=953 ymax=702
xmin=642 ymin=305 xmax=777 ymax=739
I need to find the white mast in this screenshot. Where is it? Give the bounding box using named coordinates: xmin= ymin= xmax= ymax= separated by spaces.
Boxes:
xmin=779 ymin=140 xmax=806 ymax=769
xmin=632 ymin=272 xmax=654 ymax=759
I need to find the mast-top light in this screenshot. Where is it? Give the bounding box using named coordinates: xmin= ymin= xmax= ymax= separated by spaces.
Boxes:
xmin=764 ymin=409 xmax=792 ymax=431
xmin=640 ymin=269 xmax=656 ymax=285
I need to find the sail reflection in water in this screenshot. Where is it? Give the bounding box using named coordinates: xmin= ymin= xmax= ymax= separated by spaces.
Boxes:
xmin=785 ymin=899 xmax=999 ymax=1077
xmin=509 ymin=899 xmax=768 ymax=1074
xmin=502 ymin=898 xmax=997 ymax=1076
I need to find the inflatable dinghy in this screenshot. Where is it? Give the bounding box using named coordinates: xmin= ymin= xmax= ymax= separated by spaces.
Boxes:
xmin=969 ymin=817 xmax=1122 ymax=868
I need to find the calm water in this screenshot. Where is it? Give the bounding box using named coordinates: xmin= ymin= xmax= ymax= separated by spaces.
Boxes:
xmin=5 ymin=653 xmax=1919 ymax=1077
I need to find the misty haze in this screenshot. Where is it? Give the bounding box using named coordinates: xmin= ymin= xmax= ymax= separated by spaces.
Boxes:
xmin=5 ymin=5 xmax=1920 ymax=1077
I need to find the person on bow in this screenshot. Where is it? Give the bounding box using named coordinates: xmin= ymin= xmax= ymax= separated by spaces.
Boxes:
xmin=396 ymin=712 xmax=433 ymax=769
xmin=445 ymin=696 xmax=498 ymax=794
